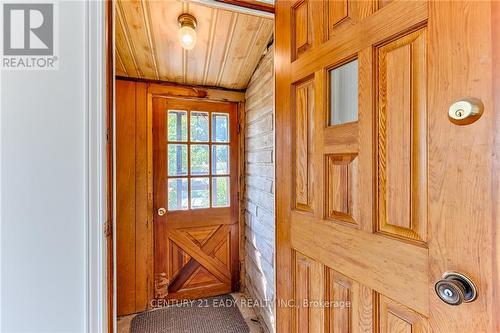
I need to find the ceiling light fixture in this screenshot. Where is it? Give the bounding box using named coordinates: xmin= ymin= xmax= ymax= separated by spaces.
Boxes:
xmin=178 ymin=13 xmax=197 ymax=50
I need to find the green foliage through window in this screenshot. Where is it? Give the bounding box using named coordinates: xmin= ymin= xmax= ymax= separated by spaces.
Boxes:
xmin=166 ymin=109 xmax=231 ymax=210
xmin=190 ymin=112 xmax=209 ymax=142
xmin=167 ymin=110 xmax=187 ymax=141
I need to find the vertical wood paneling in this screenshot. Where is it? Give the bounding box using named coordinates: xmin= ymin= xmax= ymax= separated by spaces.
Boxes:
xmin=116 ymin=80 xmax=152 ymax=315
xmin=134 ymin=82 xmax=152 ymax=311
xmin=116 ymin=80 xmax=137 ymax=315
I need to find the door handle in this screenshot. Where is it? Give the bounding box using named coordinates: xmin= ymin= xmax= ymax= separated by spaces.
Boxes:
xmin=158 ymin=208 xmax=166 ymax=216
xmin=435 ymin=271 xmax=477 ymax=306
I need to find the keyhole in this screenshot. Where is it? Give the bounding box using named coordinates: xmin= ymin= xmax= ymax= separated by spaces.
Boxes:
xmin=455 ymin=109 xmax=465 ymax=118
xmin=444 ymin=288 xmax=453 ymax=297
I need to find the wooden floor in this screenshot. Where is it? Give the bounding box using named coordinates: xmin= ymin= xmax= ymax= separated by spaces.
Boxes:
xmin=117 ymin=293 xmax=264 ymax=333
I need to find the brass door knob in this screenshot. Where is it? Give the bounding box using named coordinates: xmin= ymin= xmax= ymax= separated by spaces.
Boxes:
xmin=435 ymin=272 xmax=477 ymax=306
xmin=158 ymin=208 xmax=166 ymax=216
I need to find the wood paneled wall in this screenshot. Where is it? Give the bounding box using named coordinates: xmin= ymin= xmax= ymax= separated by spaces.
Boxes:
xmin=116 ymin=78 xmax=246 ymax=317
xmin=243 ymin=44 xmax=275 ymax=333
xmin=116 ymin=79 xmax=152 ymax=316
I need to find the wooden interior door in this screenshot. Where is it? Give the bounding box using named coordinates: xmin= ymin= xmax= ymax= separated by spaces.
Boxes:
xmin=275 ymin=1 xmax=498 ymax=332
xmin=153 ymin=97 xmax=239 ymax=301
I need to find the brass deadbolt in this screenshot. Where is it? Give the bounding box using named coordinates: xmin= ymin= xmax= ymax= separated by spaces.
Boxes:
xmin=448 ymin=97 xmax=484 ymax=125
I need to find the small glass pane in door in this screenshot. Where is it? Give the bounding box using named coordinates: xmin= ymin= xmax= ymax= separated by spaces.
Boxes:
xmin=190 ymin=145 xmax=209 ymax=175
xmin=168 ymin=178 xmax=188 ymax=210
xmin=212 ymin=145 xmax=229 ymax=175
xmin=212 ymin=177 xmax=230 ymax=207
xmin=167 ymin=110 xmax=187 ymax=141
xmin=191 ymin=178 xmax=210 ymax=209
xmin=168 ymin=144 xmax=187 ymax=176
xmin=190 ymin=111 xmax=209 ymax=142
xmin=212 ymin=113 xmax=229 ymax=142
xmin=329 ymin=59 xmax=358 ymax=125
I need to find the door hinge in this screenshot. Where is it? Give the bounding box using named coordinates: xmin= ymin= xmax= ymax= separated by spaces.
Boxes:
xmin=106 ymin=128 xmax=112 ymax=143
xmin=104 ymin=220 xmax=112 ymax=237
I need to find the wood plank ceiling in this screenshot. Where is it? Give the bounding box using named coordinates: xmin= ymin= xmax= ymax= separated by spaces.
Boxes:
xmin=115 ymin=0 xmax=274 ymax=90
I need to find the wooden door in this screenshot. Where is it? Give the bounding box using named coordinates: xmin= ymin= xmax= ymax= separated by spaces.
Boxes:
xmin=153 ymin=97 xmax=239 ymax=301
xmin=275 ymin=1 xmax=498 ymax=332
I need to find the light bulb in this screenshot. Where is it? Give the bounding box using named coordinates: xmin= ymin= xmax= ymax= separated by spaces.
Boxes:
xmin=182 ymin=33 xmax=193 ymax=45
xmin=178 ymin=16 xmax=197 ymax=50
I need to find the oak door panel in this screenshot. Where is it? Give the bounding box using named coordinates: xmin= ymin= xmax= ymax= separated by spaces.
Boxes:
xmin=378 ymin=295 xmax=429 ymax=333
xmin=376 ymin=28 xmax=427 ymax=244
xmin=276 ymin=1 xmax=497 ymax=332
xmin=293 ymin=78 xmax=316 ymax=212
xmin=291 ymin=0 xmax=324 ymax=60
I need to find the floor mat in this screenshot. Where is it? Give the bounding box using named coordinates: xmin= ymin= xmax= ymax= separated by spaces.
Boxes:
xmin=130 ymin=294 xmax=250 ymax=333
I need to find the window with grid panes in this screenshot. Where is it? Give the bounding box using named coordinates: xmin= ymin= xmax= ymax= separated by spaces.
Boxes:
xmin=166 ymin=110 xmax=230 ymax=210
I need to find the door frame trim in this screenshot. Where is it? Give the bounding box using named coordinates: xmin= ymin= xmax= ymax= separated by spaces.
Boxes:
xmin=492 ymin=1 xmax=500 ymax=331
xmin=85 ymin=0 xmax=108 ymax=332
